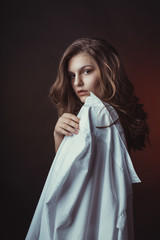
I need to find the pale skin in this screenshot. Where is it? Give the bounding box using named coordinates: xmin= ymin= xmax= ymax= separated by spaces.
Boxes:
xmin=54 ymin=52 xmax=104 ymax=152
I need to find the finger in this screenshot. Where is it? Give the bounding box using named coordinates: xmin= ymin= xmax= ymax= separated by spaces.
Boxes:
xmin=60 ymin=115 xmax=80 ymax=130
xmin=61 ymin=123 xmax=79 ymax=134
xmin=63 ymin=113 xmax=80 ymax=123
xmin=64 ymin=119 xmax=80 ymax=130
xmin=60 ymin=129 xmax=72 ymax=136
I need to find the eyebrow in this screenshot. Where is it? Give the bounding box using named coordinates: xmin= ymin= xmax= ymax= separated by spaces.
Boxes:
xmin=67 ymin=64 xmax=95 ymax=73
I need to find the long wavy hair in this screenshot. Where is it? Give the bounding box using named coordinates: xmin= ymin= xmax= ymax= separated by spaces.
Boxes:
xmin=49 ymin=38 xmax=149 ymax=152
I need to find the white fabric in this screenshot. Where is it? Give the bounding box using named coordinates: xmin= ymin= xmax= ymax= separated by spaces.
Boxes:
xmin=26 ymin=92 xmax=141 ymax=240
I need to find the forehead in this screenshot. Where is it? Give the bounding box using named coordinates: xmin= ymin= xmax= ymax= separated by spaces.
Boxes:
xmin=68 ymin=52 xmax=98 ymax=71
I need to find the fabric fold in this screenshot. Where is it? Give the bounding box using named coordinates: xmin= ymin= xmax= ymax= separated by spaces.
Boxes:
xmin=26 ymin=92 xmax=140 ymax=240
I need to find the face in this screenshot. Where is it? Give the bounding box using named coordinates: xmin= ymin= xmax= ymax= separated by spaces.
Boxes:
xmin=67 ymin=52 xmax=104 ymax=103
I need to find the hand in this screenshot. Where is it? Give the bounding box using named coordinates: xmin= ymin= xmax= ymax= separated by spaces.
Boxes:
xmin=54 ymin=113 xmax=80 ymax=137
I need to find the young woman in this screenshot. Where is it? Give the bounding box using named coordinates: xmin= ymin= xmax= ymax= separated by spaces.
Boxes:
xmin=50 ymin=38 xmax=149 ymax=153
xmin=26 ymin=38 xmax=149 ymax=240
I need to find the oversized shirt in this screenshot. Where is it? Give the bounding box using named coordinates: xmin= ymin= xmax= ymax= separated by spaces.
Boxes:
xmin=26 ymin=93 xmax=141 ymax=240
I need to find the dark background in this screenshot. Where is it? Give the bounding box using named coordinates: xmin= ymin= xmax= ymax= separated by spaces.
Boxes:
xmin=1 ymin=1 xmax=160 ymax=239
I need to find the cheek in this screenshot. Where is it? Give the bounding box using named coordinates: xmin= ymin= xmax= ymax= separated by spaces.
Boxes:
xmin=88 ymin=77 xmax=101 ymax=90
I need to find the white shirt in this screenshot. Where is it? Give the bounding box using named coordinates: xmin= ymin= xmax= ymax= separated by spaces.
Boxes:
xmin=26 ymin=93 xmax=141 ymax=240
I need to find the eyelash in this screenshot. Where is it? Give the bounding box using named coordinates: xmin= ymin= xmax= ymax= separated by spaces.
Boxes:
xmin=68 ymin=69 xmax=92 ymax=80
xmin=69 ymin=74 xmax=75 ymax=80
xmin=83 ymin=69 xmax=91 ymax=74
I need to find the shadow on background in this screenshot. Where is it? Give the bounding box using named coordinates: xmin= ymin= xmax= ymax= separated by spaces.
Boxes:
xmin=2 ymin=1 xmax=160 ymax=239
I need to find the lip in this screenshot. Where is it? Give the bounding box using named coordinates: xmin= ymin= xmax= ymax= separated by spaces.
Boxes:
xmin=77 ymin=90 xmax=88 ymax=96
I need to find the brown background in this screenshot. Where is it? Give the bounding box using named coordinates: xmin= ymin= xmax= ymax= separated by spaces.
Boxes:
xmin=2 ymin=1 xmax=160 ymax=239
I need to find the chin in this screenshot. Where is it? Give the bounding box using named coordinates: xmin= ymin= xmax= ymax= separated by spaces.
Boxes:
xmin=79 ymin=95 xmax=88 ymax=103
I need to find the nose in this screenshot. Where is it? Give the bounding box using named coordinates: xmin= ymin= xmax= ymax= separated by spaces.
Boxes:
xmin=74 ymin=74 xmax=83 ymax=86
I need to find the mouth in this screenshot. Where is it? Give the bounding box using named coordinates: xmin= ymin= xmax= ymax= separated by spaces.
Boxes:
xmin=77 ymin=90 xmax=88 ymax=96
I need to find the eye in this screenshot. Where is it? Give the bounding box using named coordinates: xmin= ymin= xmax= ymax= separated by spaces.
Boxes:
xmin=83 ymin=69 xmax=91 ymax=75
xmin=68 ymin=73 xmax=75 ymax=80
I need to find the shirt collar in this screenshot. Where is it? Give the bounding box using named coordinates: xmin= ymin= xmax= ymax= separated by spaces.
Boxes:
xmin=84 ymin=92 xmax=104 ymax=106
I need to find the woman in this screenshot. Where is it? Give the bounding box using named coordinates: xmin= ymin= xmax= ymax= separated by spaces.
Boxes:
xmin=51 ymin=38 xmax=149 ymax=153
xmin=26 ymin=38 xmax=149 ymax=240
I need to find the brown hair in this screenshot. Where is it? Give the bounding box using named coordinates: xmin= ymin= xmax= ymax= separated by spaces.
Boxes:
xmin=49 ymin=38 xmax=149 ymax=151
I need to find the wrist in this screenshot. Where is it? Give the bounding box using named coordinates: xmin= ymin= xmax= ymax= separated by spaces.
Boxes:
xmin=53 ymin=130 xmax=63 ymax=139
